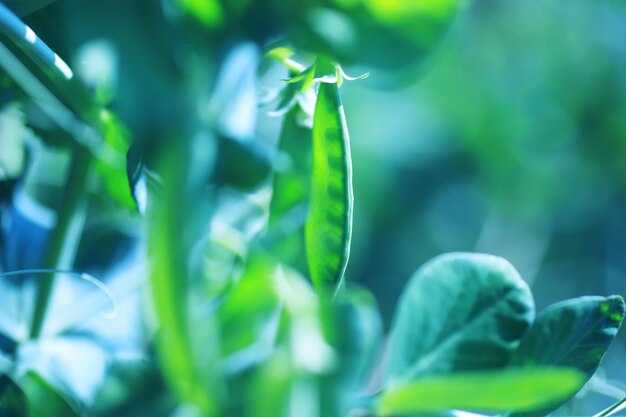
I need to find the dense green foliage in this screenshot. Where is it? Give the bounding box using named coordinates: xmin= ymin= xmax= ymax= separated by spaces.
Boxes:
xmin=0 ymin=0 xmax=625 ymax=416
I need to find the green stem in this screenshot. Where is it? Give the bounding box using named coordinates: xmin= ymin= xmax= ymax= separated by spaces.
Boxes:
xmin=593 ymin=395 xmax=626 ymax=417
xmin=29 ymin=144 xmax=92 ymax=339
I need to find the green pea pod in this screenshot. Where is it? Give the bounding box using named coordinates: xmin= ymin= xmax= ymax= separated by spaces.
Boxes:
xmin=305 ymin=79 xmax=353 ymax=295
xmin=266 ymin=105 xmax=312 ymax=276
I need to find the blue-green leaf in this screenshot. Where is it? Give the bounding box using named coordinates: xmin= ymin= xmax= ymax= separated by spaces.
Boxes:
xmin=387 ymin=253 xmax=535 ymax=385
xmin=510 ymin=295 xmax=625 ymax=417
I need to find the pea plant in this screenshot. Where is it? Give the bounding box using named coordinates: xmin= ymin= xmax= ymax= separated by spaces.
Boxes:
xmin=0 ymin=0 xmax=624 ymax=416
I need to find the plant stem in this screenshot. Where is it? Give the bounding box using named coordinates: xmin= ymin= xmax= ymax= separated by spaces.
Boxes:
xmin=593 ymin=395 xmax=626 ymax=417
xmin=29 ymin=144 xmax=92 ymax=339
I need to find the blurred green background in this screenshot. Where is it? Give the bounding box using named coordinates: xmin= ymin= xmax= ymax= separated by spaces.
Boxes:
xmin=335 ymin=0 xmax=626 ymax=393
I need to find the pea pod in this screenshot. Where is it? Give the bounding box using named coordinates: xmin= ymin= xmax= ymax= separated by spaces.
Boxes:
xmin=267 ymin=105 xmax=312 ymax=276
xmin=305 ymin=72 xmax=353 ymax=295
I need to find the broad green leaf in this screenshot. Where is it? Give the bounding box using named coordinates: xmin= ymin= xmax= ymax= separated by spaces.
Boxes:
xmin=511 ymin=296 xmax=625 ymax=371
xmin=509 ymin=295 xmax=625 ymax=417
xmin=19 ymin=372 xmax=79 ymax=417
xmin=378 ymin=368 xmax=585 ymax=415
xmin=387 ymin=253 xmax=535 ymax=384
xmin=305 ymin=77 xmax=353 ymax=295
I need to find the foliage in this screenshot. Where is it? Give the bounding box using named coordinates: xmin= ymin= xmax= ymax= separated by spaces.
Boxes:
xmin=0 ymin=0 xmax=625 ymax=416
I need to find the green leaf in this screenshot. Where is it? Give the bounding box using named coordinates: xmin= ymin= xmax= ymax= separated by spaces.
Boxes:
xmin=177 ymin=0 xmax=224 ymax=29
xmin=149 ymin=145 xmax=221 ymax=415
xmin=358 ymin=0 xmax=459 ymax=69
xmin=266 ymin=47 xmax=295 ymax=63
xmin=265 ymin=47 xmax=305 ymax=74
xmin=318 ymin=287 xmax=383 ymax=417
xmin=19 ymin=372 xmax=79 ymax=417
xmin=299 ymin=0 xmax=460 ymax=72
xmin=246 ymin=351 xmax=293 ymax=417
xmin=91 ymin=359 xmax=176 ymax=417
xmin=0 ymin=374 xmax=27 ymax=417
xmin=378 ymin=368 xmax=585 ymax=415
xmin=386 ymin=253 xmax=535 ymax=384
xmin=0 ymin=22 xmax=133 ymax=210
xmin=285 ymin=64 xmax=315 ymax=88
xmin=511 ymin=295 xmax=625 ymax=371
xmin=218 ymin=250 xmax=280 ymax=363
xmin=268 ymin=82 xmax=300 ymax=117
xmin=311 ymin=57 xmax=369 ymax=87
xmin=305 ymin=79 xmax=353 ymax=295
xmin=362 ymin=0 xmax=458 ymax=27
xmin=312 ymin=56 xmax=340 ymax=84
xmin=94 ymin=109 xmax=136 ymax=211
xmin=509 ymin=295 xmax=625 ymax=417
